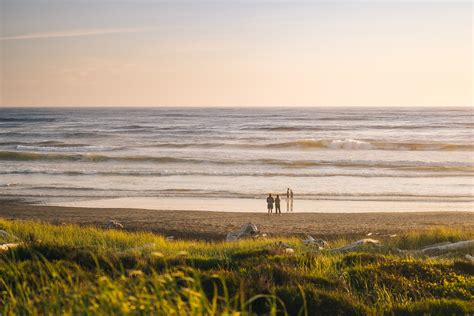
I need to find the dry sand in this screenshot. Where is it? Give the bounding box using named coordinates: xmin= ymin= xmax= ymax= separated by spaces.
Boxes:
xmin=0 ymin=203 xmax=472 ymax=240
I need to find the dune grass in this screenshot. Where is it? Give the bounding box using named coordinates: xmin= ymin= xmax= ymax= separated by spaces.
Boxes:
xmin=0 ymin=219 xmax=473 ymax=315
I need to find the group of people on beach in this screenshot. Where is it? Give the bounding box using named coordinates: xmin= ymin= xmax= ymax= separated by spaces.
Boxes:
xmin=266 ymin=188 xmax=294 ymax=215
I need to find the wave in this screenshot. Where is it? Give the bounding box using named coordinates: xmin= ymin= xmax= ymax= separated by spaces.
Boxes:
xmin=15 ymin=145 xmax=118 ymax=152
xmin=0 ymin=150 xmax=472 ymax=172
xmin=4 ymin=188 xmax=473 ymax=202
xmin=267 ymin=139 xmax=374 ymax=150
xmin=0 ymin=141 xmax=99 ymax=148
xmin=265 ymin=139 xmax=474 ymax=151
xmin=0 ymin=131 xmax=108 ymax=138
xmin=241 ymin=126 xmax=329 ymax=132
xmin=148 ymin=139 xmax=474 ymax=151
xmin=0 ymin=117 xmax=56 ymax=123
xmin=1 ymin=169 xmax=472 ymax=178
xmin=372 ymin=141 xmax=474 ymax=151
xmin=0 ymin=151 xmax=191 ymax=163
xmin=260 ymin=159 xmax=474 ymax=172
xmin=149 ymin=142 xmax=222 ymax=148
xmin=242 ymin=124 xmax=466 ymax=131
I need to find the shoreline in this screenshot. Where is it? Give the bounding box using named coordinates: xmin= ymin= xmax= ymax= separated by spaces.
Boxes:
xmin=7 ymin=195 xmax=474 ymax=213
xmin=0 ymin=202 xmax=472 ymax=240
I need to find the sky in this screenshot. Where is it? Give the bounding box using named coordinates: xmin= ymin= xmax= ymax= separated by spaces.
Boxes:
xmin=0 ymin=0 xmax=472 ymax=107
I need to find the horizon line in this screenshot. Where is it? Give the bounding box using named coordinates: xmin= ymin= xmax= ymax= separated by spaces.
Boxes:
xmin=0 ymin=105 xmax=471 ymax=109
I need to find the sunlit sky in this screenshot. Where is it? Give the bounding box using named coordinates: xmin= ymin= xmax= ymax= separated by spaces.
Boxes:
xmin=0 ymin=0 xmax=472 ymax=107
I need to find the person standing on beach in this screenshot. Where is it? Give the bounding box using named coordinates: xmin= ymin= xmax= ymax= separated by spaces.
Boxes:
xmin=286 ymin=188 xmax=290 ymax=212
xmin=290 ymin=189 xmax=294 ymax=212
xmin=275 ymin=195 xmax=281 ymax=215
xmin=267 ymin=193 xmax=274 ymax=216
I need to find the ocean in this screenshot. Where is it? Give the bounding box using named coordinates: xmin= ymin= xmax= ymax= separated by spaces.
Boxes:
xmin=0 ymin=107 xmax=473 ymax=212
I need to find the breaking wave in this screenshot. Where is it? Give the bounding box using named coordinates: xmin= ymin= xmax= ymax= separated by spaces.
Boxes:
xmin=149 ymin=139 xmax=473 ymax=151
xmin=264 ymin=139 xmax=474 ymax=151
xmin=267 ymin=139 xmax=373 ymax=150
xmin=0 ymin=150 xmax=472 ymax=172
xmin=3 ymin=138 xmax=473 ymax=152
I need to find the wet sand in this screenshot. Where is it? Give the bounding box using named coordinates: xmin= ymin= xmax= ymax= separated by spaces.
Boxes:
xmin=0 ymin=203 xmax=472 ymax=240
xmin=52 ymin=196 xmax=474 ymax=213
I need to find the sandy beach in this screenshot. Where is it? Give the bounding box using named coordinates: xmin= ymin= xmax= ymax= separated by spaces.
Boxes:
xmin=0 ymin=203 xmax=472 ymax=240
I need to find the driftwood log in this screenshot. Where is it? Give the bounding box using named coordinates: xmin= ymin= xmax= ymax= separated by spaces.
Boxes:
xmin=332 ymin=239 xmax=381 ymax=253
xmin=226 ymin=223 xmax=259 ymax=241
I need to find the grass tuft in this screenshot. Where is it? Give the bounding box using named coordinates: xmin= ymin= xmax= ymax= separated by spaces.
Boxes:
xmin=0 ymin=218 xmax=472 ymax=315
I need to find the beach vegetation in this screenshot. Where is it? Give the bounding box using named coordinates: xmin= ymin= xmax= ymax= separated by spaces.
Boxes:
xmin=0 ymin=219 xmax=472 ymax=315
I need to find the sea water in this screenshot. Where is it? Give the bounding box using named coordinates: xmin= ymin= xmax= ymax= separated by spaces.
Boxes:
xmin=0 ymin=107 xmax=472 ymax=212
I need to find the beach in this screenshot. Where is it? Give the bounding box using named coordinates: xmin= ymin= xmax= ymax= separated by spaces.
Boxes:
xmin=1 ymin=203 xmax=472 ymax=240
xmin=1 ymin=107 xmax=473 ymax=213
xmin=1 ymin=107 xmax=472 ymax=238
xmin=1 ymin=107 xmax=473 ymax=238
xmin=2 ymin=1 xmax=473 ymax=313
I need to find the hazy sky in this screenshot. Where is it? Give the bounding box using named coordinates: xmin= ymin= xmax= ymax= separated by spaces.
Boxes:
xmin=0 ymin=0 xmax=472 ymax=107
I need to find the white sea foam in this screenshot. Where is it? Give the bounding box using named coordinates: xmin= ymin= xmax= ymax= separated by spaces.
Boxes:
xmin=325 ymin=139 xmax=373 ymax=150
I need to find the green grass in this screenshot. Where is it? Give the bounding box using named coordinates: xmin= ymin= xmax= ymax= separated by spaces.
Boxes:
xmin=0 ymin=219 xmax=473 ymax=315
